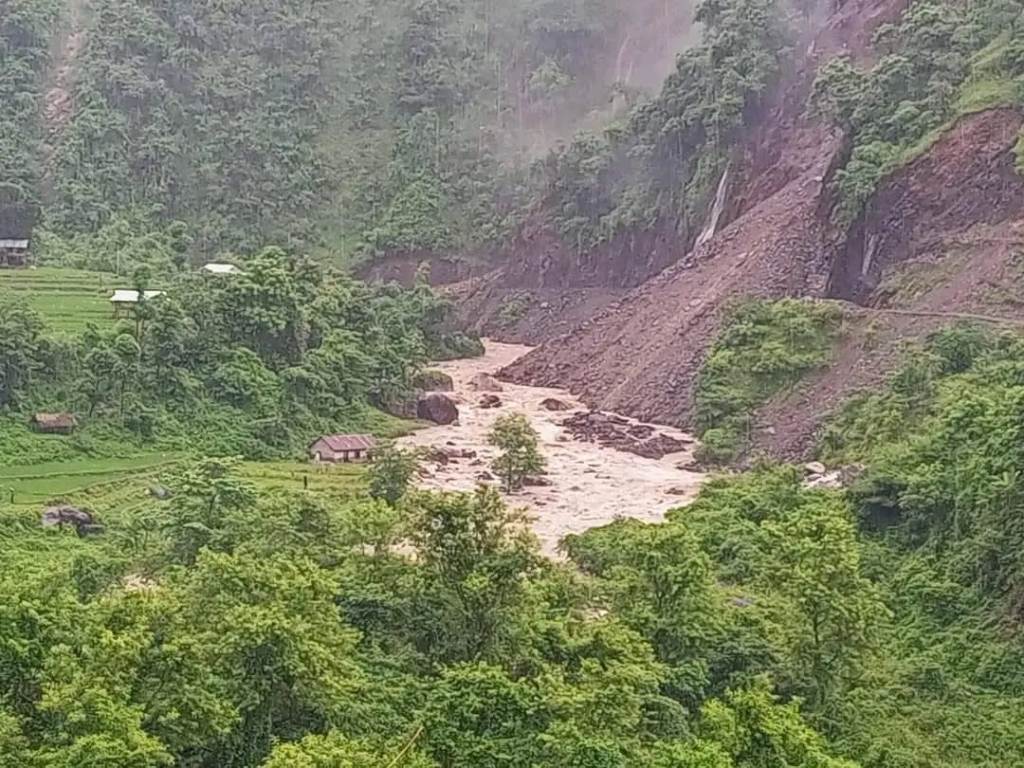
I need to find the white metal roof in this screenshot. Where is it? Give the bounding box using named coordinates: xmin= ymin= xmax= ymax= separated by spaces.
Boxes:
xmin=201 ymin=262 xmax=241 ymax=274
xmin=0 ymin=239 xmax=29 ymax=249
xmin=110 ymin=290 xmax=164 ymax=304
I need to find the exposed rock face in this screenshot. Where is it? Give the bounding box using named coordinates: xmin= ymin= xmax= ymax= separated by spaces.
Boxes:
xmin=561 ymin=411 xmax=690 ymax=459
xmin=417 ymin=393 xmax=459 ymax=425
xmin=413 ymin=369 xmax=455 ymax=392
xmin=42 ymin=505 xmax=92 ymax=527
xmin=468 ymin=372 xmax=504 ymax=392
xmin=539 ymin=397 xmax=573 ymax=411
xmin=41 ymin=505 xmax=103 ymax=536
xmin=478 ymin=394 xmax=503 ymax=409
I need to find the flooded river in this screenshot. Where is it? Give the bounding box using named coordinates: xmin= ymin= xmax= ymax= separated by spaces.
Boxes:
xmin=398 ymin=341 xmax=707 ymax=555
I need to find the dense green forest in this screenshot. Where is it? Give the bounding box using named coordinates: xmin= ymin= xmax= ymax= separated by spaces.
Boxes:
xmin=3 ymin=394 xmax=1024 ymax=765
xmin=0 ymin=250 xmax=479 ymax=464
xmin=4 ymin=0 xmax=1022 ymax=265
xmin=3 ymin=0 xmax=704 ymax=262
xmin=3 ymin=0 xmax=809 ymax=264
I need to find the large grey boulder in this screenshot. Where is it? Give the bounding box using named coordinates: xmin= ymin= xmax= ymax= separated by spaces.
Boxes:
xmin=413 ymin=369 xmax=454 ymax=392
xmin=468 ymin=372 xmax=504 ymax=392
xmin=417 ymin=393 xmax=459 ymax=425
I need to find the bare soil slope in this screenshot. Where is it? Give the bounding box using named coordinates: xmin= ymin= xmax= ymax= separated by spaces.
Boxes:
xmin=753 ymin=108 xmax=1024 ymax=458
xmin=501 ymin=127 xmax=842 ymax=424
xmin=507 ymin=106 xmax=1023 ymax=442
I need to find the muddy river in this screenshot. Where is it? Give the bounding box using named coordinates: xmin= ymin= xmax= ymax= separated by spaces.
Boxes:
xmin=398 ymin=341 xmax=708 ymax=555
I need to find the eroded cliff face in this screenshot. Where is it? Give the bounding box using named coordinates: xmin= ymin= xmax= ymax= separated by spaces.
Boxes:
xmin=828 ymin=108 xmax=1024 ymax=305
xmin=376 ymin=0 xmax=1024 ymax=459
xmin=492 ymin=0 xmax=909 ymax=417
xmin=753 ymin=108 xmax=1024 ymax=460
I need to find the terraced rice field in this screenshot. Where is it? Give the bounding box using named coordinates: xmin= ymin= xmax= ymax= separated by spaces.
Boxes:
xmin=0 ymin=266 xmax=119 ymax=332
xmin=0 ymin=453 xmax=186 ymax=506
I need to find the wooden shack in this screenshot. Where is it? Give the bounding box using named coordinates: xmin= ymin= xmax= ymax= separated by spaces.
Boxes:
xmin=31 ymin=412 xmax=78 ymax=435
xmin=0 ymin=238 xmax=30 ymax=267
xmin=110 ymin=289 xmax=164 ymax=318
xmin=309 ymin=434 xmax=377 ymax=464
xmin=0 ymin=203 xmax=34 ymax=267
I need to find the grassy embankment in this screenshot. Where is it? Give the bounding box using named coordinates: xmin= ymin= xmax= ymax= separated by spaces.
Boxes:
xmin=0 ymin=266 xmax=120 ymax=333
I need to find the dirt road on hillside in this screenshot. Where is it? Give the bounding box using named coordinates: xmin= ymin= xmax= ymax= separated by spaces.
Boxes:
xmin=398 ymin=341 xmax=707 ymax=555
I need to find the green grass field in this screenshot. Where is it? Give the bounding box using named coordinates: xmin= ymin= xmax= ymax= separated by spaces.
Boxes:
xmin=0 ymin=453 xmax=366 ymax=509
xmin=0 ymin=266 xmax=120 ymax=333
xmin=0 ymin=453 xmax=186 ymax=505
xmin=238 ymin=460 xmax=367 ymax=497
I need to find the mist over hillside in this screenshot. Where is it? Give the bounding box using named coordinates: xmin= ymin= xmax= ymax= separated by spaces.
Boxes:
xmin=2 ymin=0 xmax=701 ymax=265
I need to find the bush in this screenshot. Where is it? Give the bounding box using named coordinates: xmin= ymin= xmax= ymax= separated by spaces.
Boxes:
xmin=694 ymin=299 xmax=844 ymax=463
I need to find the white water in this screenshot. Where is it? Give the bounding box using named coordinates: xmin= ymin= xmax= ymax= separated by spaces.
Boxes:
xmin=399 ymin=341 xmax=707 ymax=555
xmin=695 ymin=164 xmax=730 ymax=248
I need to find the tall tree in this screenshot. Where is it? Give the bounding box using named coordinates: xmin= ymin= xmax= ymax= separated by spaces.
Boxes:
xmin=489 ymin=413 xmax=545 ymax=492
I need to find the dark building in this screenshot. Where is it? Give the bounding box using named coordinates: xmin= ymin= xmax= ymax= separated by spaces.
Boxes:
xmin=0 ymin=204 xmax=35 ymax=267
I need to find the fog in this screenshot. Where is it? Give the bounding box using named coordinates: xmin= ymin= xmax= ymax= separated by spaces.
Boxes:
xmin=484 ymin=0 xmax=701 ymax=162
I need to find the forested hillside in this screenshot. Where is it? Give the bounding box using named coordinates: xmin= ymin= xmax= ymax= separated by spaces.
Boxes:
xmin=3 ymin=0 xmax=699 ymax=262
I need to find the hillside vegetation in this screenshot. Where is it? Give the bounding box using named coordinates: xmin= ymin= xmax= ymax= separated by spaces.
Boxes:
xmin=812 ymin=0 xmax=1024 ymax=223
xmin=4 ymin=0 xmax=704 ymax=262
xmin=0 ymin=250 xmax=477 ymax=464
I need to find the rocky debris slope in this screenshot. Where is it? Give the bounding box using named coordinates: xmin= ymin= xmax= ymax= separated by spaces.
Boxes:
xmin=497 ymin=0 xmax=911 ymax=426
xmin=751 ymin=108 xmax=1024 ymax=459
xmin=501 ymin=124 xmax=841 ymax=426
xmin=561 ymin=411 xmax=692 ymax=459
xmin=499 ymin=2 xmax=1022 ymax=454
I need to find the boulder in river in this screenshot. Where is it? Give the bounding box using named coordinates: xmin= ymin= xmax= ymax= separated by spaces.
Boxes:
xmin=562 ymin=410 xmax=689 ymax=459
xmin=417 ymin=393 xmax=459 ymax=425
xmin=539 ymin=397 xmax=572 ymax=411
xmin=413 ymin=369 xmax=454 ymax=392
xmin=479 ymin=393 xmax=503 ymax=409
xmin=469 ymin=372 xmax=504 ymax=392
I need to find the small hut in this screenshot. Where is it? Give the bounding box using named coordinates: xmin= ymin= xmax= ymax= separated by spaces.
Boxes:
xmin=110 ymin=289 xmax=164 ymax=318
xmin=0 ymin=203 xmax=35 ymax=267
xmin=309 ymin=434 xmax=377 ymax=464
xmin=0 ymin=238 xmax=30 ymax=267
xmin=201 ymin=262 xmax=242 ymax=276
xmin=31 ymin=412 xmax=78 ymax=435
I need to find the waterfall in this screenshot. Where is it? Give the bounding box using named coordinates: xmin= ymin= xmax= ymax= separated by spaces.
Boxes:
xmin=861 ymin=234 xmax=879 ymax=278
xmin=695 ymin=164 xmax=730 ymax=248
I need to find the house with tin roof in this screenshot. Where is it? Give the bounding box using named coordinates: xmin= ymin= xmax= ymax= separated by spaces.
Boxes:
xmin=309 ymin=434 xmax=377 ymax=464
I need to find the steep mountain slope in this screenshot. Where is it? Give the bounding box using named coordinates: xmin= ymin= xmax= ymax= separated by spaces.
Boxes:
xmin=489 ymin=0 xmax=1024 ymax=459
xmin=755 ymin=107 xmax=1024 ymax=457
xmin=496 ymin=0 xmax=906 ymax=414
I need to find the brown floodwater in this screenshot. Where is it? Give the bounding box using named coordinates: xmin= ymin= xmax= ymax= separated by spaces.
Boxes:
xmin=398 ymin=341 xmax=708 ymax=555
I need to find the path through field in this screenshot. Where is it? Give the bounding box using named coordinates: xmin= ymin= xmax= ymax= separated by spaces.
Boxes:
xmin=399 ymin=341 xmax=708 ymax=554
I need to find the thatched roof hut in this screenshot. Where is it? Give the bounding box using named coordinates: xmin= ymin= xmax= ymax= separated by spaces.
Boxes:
xmin=31 ymin=412 xmax=78 ymax=434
